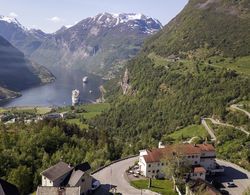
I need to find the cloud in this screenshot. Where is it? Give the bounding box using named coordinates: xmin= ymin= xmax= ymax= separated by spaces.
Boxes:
xmin=48 ymin=16 xmax=63 ymax=23
xmin=9 ymin=12 xmax=18 ymax=18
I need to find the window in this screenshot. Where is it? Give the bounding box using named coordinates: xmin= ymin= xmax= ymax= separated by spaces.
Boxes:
xmin=82 ymin=179 xmax=85 ymax=182
xmin=148 ymin=170 xmax=151 ymax=172
xmin=152 ymin=170 xmax=155 ymax=173
xmin=148 ymin=164 xmax=151 ymax=167
xmin=192 ymin=155 xmax=194 ymax=158
xmin=200 ymin=173 xmax=203 ymax=176
xmin=158 ymin=163 xmax=160 ymax=166
xmin=161 ymin=163 xmax=164 ymax=166
xmin=157 ymin=170 xmax=159 ymax=173
xmin=195 ymin=161 xmax=198 ymax=164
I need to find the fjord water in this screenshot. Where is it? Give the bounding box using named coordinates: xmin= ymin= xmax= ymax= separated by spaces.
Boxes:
xmin=0 ymin=70 xmax=103 ymax=107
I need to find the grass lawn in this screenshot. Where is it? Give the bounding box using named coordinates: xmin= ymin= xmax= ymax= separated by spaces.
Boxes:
xmin=130 ymin=179 xmax=177 ymax=195
xmin=0 ymin=106 xmax=52 ymax=114
xmin=169 ymin=125 xmax=208 ymax=140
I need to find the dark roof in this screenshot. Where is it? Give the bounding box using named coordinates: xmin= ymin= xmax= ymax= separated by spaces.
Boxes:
xmin=68 ymin=170 xmax=85 ymax=187
xmin=41 ymin=161 xmax=74 ymax=181
xmin=0 ymin=179 xmax=20 ymax=195
xmin=188 ymin=179 xmax=221 ymax=195
xmin=36 ymin=186 xmax=80 ymax=195
xmin=75 ymin=162 xmax=91 ymax=172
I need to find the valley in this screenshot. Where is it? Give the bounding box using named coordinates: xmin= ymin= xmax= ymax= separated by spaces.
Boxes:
xmin=0 ymin=0 xmax=249 ymax=195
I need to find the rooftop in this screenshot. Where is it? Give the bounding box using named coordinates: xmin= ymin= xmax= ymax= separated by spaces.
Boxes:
xmin=41 ymin=161 xmax=74 ymax=181
xmin=143 ymin=144 xmax=215 ymax=163
xmin=194 ymin=166 xmax=206 ymax=173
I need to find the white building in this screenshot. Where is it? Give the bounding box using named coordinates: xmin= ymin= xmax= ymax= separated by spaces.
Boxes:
xmin=39 ymin=161 xmax=93 ymax=195
xmin=139 ymin=143 xmax=223 ymax=179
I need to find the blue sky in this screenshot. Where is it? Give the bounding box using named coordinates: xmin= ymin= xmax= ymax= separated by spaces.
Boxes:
xmin=0 ymin=0 xmax=188 ymax=33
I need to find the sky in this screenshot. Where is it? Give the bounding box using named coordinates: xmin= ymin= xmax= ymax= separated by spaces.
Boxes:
xmin=0 ymin=0 xmax=188 ymax=33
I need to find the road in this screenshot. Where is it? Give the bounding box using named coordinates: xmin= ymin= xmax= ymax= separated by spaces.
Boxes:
xmin=201 ymin=119 xmax=216 ymax=141
xmin=205 ymin=118 xmax=249 ymax=136
xmin=216 ymin=159 xmax=250 ymax=195
xmin=230 ymin=104 xmax=250 ymax=119
xmin=92 ymin=156 xmax=250 ymax=195
xmin=93 ymin=157 xmax=157 ymax=195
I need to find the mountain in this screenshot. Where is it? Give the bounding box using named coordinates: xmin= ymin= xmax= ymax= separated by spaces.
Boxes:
xmin=94 ymin=0 xmax=250 ymax=151
xmin=31 ymin=13 xmax=162 ymax=77
xmin=0 ymin=13 xmax=162 ymax=77
xmin=143 ymin=0 xmax=250 ymax=58
xmin=0 ymin=35 xmax=55 ymax=100
xmin=0 ymin=15 xmax=50 ymax=57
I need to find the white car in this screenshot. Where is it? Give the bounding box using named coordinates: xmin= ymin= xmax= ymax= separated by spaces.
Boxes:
xmin=91 ymin=180 xmax=101 ymax=191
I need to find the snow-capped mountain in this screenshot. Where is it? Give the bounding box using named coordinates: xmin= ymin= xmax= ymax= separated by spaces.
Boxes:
xmin=0 ymin=12 xmax=163 ymax=77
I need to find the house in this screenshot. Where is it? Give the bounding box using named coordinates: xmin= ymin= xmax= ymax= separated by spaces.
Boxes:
xmin=186 ymin=179 xmax=222 ymax=195
xmin=38 ymin=161 xmax=93 ymax=195
xmin=0 ymin=178 xmax=20 ymax=195
xmin=41 ymin=161 xmax=74 ymax=187
xmin=139 ymin=143 xmax=223 ymax=179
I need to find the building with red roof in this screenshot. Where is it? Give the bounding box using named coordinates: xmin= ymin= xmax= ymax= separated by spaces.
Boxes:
xmin=139 ymin=143 xmax=222 ymax=179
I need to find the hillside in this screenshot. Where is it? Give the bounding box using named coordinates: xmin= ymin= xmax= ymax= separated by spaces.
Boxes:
xmin=143 ymin=0 xmax=250 ymax=58
xmin=30 ymin=13 xmax=162 ymax=77
xmin=0 ymin=35 xmax=55 ymax=100
xmin=93 ymin=0 xmax=250 ymax=153
xmin=0 ymin=13 xmax=162 ymax=78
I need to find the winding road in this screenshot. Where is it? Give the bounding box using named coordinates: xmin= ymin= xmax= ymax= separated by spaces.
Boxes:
xmin=92 ymin=157 xmax=157 ymax=195
xmin=230 ymin=104 xmax=250 ymax=119
xmin=92 ymin=156 xmax=250 ymax=195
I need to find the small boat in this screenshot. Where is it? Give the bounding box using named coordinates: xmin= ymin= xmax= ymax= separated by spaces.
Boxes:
xmin=72 ymin=89 xmax=80 ymax=106
xmin=82 ymin=76 xmax=88 ymax=83
xmin=89 ymin=90 xmax=92 ymax=94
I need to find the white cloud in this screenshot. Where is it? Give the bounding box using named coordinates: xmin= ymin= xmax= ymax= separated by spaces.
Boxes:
xmin=48 ymin=16 xmax=63 ymax=23
xmin=9 ymin=12 xmax=18 ymax=18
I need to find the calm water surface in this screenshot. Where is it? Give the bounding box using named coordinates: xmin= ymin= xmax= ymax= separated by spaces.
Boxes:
xmin=0 ymin=70 xmax=103 ymax=107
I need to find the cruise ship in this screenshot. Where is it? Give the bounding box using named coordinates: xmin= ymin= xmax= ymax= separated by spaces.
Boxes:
xmin=82 ymin=76 xmax=88 ymax=83
xmin=72 ymin=89 xmax=80 ymax=106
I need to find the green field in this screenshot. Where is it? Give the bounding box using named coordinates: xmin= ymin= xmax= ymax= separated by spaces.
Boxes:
xmin=65 ymin=103 xmax=110 ymax=128
xmin=0 ymin=106 xmax=52 ymax=114
xmin=82 ymin=103 xmax=110 ymax=119
xmin=209 ymin=56 xmax=250 ymax=76
xmin=130 ymin=179 xmax=176 ymax=195
xmin=169 ymin=125 xmax=208 ymax=140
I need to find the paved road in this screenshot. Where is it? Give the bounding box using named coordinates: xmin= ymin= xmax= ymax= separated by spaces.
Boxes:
xmin=92 ymin=157 xmax=157 ymax=195
xmin=216 ymin=159 xmax=250 ymax=195
xmin=231 ymin=104 xmax=250 ymax=119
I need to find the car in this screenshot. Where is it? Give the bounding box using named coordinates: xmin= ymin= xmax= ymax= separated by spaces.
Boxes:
xmin=227 ymin=182 xmax=237 ymax=188
xmin=128 ymin=170 xmax=134 ymax=174
xmin=91 ymin=180 xmax=101 ymax=191
xmin=133 ymin=173 xmax=139 ymax=177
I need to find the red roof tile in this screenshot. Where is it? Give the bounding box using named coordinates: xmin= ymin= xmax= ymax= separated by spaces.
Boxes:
xmin=143 ymin=144 xmax=215 ymax=163
xmin=194 ymin=167 xmax=206 ymax=173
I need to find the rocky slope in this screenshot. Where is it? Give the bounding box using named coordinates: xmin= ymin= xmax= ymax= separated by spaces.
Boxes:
xmin=0 ymin=35 xmax=55 ymax=100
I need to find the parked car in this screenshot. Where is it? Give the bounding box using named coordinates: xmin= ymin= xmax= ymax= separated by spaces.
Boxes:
xmin=128 ymin=170 xmax=134 ymax=174
xmin=133 ymin=173 xmax=139 ymax=177
xmin=92 ymin=180 xmax=101 ymax=191
xmin=227 ymin=182 xmax=237 ymax=188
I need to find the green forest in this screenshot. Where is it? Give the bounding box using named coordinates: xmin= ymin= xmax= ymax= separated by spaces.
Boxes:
xmin=0 ymin=119 xmax=121 ymax=194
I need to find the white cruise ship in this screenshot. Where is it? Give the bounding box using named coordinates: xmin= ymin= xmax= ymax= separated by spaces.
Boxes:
xmin=82 ymin=76 xmax=88 ymax=83
xmin=72 ymin=89 xmax=80 ymax=106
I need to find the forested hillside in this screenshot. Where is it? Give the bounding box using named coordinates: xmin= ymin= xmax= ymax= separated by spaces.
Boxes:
xmin=93 ymin=0 xmax=250 ymax=153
